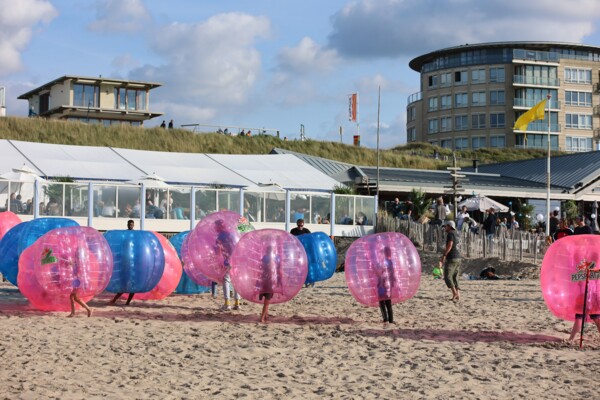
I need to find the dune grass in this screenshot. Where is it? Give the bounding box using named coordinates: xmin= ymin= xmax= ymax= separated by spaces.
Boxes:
xmin=0 ymin=116 xmax=552 ymax=169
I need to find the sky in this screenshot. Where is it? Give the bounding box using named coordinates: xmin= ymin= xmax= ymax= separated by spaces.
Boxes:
xmin=2 ymin=0 xmax=600 ymax=149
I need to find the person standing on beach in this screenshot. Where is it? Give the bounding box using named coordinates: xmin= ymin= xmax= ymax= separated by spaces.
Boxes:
xmin=441 ymin=220 xmax=461 ymax=301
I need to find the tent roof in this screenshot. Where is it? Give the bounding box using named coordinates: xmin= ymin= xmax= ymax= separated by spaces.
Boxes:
xmin=0 ymin=140 xmax=339 ymax=191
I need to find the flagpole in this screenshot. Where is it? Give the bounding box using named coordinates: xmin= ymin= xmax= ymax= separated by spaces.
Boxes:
xmin=376 ymin=86 xmax=381 ymax=231
xmin=546 ymin=94 xmax=551 ymax=237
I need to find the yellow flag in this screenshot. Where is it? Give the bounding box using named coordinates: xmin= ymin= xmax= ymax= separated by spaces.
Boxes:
xmin=513 ymin=99 xmax=547 ymax=131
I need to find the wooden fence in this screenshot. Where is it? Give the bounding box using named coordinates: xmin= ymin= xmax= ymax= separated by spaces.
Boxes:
xmin=377 ymin=214 xmax=547 ymax=265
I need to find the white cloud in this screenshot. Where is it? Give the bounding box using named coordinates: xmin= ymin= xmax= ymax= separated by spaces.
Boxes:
xmin=0 ymin=0 xmax=57 ymax=76
xmin=88 ymin=0 xmax=151 ymax=34
xmin=277 ymin=37 xmax=340 ymax=75
xmin=328 ymin=0 xmax=600 ymax=58
xmin=129 ymin=12 xmax=271 ymax=122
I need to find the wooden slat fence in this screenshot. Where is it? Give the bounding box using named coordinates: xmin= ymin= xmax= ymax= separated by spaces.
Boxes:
xmin=377 ymin=213 xmax=546 ymax=265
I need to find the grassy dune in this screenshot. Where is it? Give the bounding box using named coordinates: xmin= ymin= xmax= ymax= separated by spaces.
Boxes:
xmin=0 ymin=116 xmax=552 ymax=169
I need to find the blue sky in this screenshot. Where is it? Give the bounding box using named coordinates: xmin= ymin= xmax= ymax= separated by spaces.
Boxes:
xmin=2 ymin=0 xmax=600 ymax=149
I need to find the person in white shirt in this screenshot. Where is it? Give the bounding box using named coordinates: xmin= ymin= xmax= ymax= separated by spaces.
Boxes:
xmin=456 ymin=205 xmax=469 ymax=231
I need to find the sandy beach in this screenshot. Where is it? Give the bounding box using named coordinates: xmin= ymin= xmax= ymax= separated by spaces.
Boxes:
xmin=1 ymin=252 xmax=599 ymax=400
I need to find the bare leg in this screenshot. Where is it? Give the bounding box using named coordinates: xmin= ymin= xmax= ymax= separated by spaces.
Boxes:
xmin=73 ymin=293 xmax=92 ymax=317
xmin=260 ymin=298 xmax=270 ymax=323
xmin=569 ymin=318 xmax=582 ymax=341
xmin=450 ymin=287 xmax=459 ymax=301
xmin=109 ymin=293 xmax=123 ymax=305
xmin=125 ymin=293 xmax=135 ymax=305
xmin=68 ymin=293 xmax=76 ymax=317
xmin=593 ymin=319 xmax=600 ymax=336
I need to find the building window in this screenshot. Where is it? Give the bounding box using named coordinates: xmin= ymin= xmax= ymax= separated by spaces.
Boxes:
xmin=472 ymin=136 xmax=486 ymax=149
xmin=114 ymin=88 xmax=148 ymax=110
xmin=489 ymin=67 xmax=505 ymax=83
xmin=472 ymin=91 xmax=486 ymax=107
xmin=455 ymin=93 xmax=468 ymax=108
xmin=566 ymin=113 xmax=592 ymax=129
xmin=471 ymin=68 xmax=486 ymax=83
xmin=407 ymin=127 xmax=416 ymax=142
xmin=564 ymin=67 xmax=592 ymax=84
xmin=455 ymin=137 xmax=468 ymax=150
xmin=440 ymin=116 xmax=452 ymax=132
xmin=515 ymin=65 xmax=558 ymax=86
xmin=454 ymin=70 xmax=468 ymax=85
xmin=565 ymin=91 xmax=592 ymax=107
xmin=490 ymin=113 xmax=505 ymax=128
xmin=490 ymin=135 xmax=505 ymax=148
xmin=440 ymin=72 xmax=452 ymax=87
xmin=428 ymin=75 xmax=438 ymax=88
xmin=489 ymin=90 xmax=505 ymax=105
xmin=566 ymin=136 xmax=592 ymax=152
xmin=428 ymin=97 xmax=438 ymax=112
xmin=428 ymin=119 xmax=439 ymax=134
xmin=440 ymin=139 xmax=452 ymax=149
xmin=454 ymin=115 xmax=468 ymax=130
xmin=472 ymin=114 xmax=486 ymax=129
xmin=407 ymin=106 xmax=416 ymax=122
xmin=73 ymin=84 xmax=100 ymax=107
xmin=440 ymin=95 xmax=452 ymax=110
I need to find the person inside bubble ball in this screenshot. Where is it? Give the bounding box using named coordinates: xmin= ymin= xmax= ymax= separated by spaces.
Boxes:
xmin=41 ymin=248 xmax=93 ymax=317
xmin=568 ymin=261 xmax=600 ymax=342
xmin=214 ymin=219 xmax=242 ymax=311
xmin=376 ymin=246 xmax=396 ymax=324
xmin=259 ymin=244 xmax=282 ymax=323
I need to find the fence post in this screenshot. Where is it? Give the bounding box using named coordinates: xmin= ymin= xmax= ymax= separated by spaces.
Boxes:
xmin=519 ymin=231 xmax=524 ymax=261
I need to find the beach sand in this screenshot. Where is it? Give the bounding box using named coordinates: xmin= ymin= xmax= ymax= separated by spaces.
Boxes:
xmin=1 ymin=252 xmax=599 ymax=399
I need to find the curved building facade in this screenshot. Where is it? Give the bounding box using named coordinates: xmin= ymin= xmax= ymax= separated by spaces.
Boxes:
xmin=407 ymin=42 xmax=600 ymax=152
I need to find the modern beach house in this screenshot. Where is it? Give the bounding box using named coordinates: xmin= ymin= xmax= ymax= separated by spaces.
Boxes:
xmin=18 ymin=75 xmax=163 ymax=126
xmin=407 ymin=42 xmax=600 ymax=152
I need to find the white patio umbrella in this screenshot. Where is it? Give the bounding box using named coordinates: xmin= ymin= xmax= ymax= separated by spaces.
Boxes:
xmin=0 ymin=165 xmax=47 ymax=209
xmin=0 ymin=164 xmax=47 ymax=189
xmin=458 ymin=195 xmax=509 ymax=212
xmin=126 ymin=172 xmax=171 ymax=189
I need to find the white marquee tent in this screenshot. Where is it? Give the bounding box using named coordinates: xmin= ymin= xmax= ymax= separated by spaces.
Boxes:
xmin=0 ymin=140 xmax=341 ymax=191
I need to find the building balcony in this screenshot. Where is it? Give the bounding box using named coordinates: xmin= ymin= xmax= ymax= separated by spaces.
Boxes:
xmin=407 ymin=91 xmax=422 ymax=105
xmin=513 ymin=98 xmax=560 ymax=109
xmin=513 ymin=75 xmax=560 ymax=87
xmin=514 ymin=122 xmax=561 ymax=133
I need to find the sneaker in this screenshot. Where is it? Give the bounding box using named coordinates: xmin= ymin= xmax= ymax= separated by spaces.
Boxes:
xmin=220 ymin=305 xmax=232 ymax=311
xmin=233 ymin=304 xmax=241 ymax=310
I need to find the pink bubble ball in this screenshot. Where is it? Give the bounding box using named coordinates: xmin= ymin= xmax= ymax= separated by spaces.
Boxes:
xmin=183 ymin=211 xmax=244 ymax=284
xmin=181 ymin=232 xmax=213 ymax=287
xmin=18 ymin=226 xmax=113 ymax=311
xmin=541 ymin=234 xmax=600 ymax=322
xmin=344 ymin=232 xmax=421 ymax=307
xmin=135 ymin=232 xmax=182 ymax=301
xmin=0 ymin=211 xmax=21 ymax=241
xmin=229 ymin=229 xmax=308 ymax=304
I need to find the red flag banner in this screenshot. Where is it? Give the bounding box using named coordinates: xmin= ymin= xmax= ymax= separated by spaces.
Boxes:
xmin=348 ymin=93 xmax=358 ymax=122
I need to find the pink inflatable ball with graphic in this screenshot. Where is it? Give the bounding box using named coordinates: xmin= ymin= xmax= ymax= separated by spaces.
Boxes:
xmin=0 ymin=211 xmax=21 ymax=240
xmin=541 ymin=235 xmax=600 ymax=322
xmin=229 ymin=229 xmax=308 ymax=304
xmin=183 ymin=210 xmax=245 ymax=284
xmin=134 ymin=232 xmax=182 ymax=301
xmin=17 ymin=226 xmax=113 ymax=312
xmin=344 ymin=232 xmax=421 ymax=307
xmin=180 ymin=231 xmax=213 ymax=288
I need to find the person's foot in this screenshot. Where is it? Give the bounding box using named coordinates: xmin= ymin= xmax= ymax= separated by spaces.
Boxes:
xmin=87 ymin=309 xmax=92 ymax=317
xmin=233 ymin=304 xmax=241 ymax=310
xmin=220 ymin=304 xmax=232 ymax=311
xmin=67 ymin=313 xmax=75 ymax=318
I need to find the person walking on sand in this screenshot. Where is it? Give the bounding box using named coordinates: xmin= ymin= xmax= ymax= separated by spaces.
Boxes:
xmin=441 ymin=220 xmax=461 ymax=301
xmin=259 ymin=245 xmax=282 ymax=323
